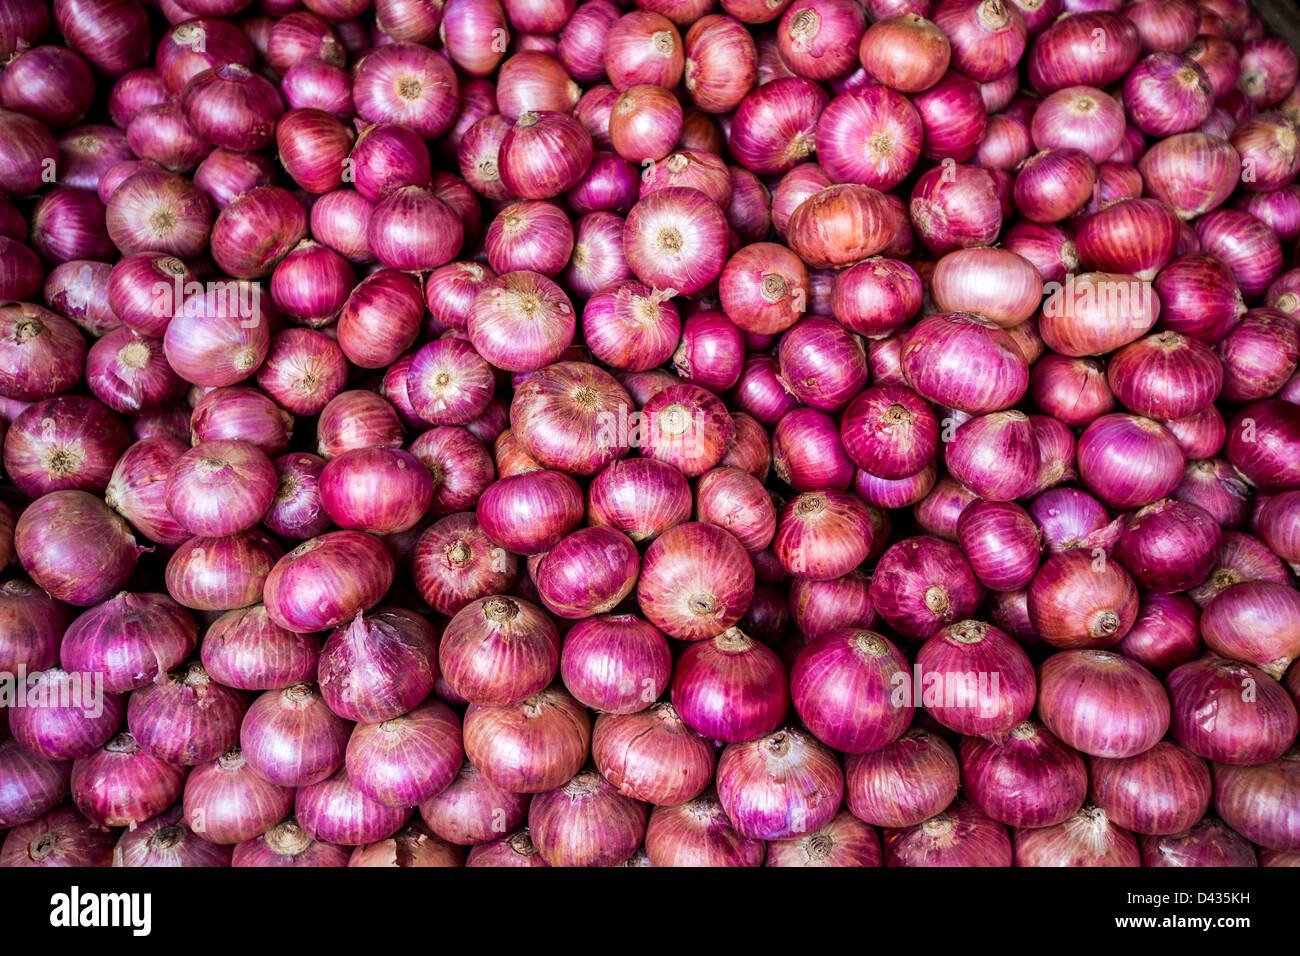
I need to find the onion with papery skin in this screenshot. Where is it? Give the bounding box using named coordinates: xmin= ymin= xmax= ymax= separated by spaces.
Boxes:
xmin=1089 ymin=741 xmax=1211 ymax=836
xmin=419 ymin=761 xmax=531 ymax=846
xmin=1 ymin=804 xmax=116 ymax=868
xmin=716 ymin=726 xmax=843 ymax=841
xmin=645 ymin=790 xmax=764 ymax=867
xmin=1199 ymin=582 xmax=1300 ymax=679
xmin=592 ymin=704 xmax=715 ymax=806
xmin=638 ymin=522 xmax=755 ymax=641
xmin=1212 ymin=751 xmax=1300 ymax=852
xmin=845 ymin=728 xmax=959 ymax=829
xmin=960 ymin=721 xmax=1087 ymax=828
xmin=883 ymin=799 xmax=1012 ymax=867
xmin=528 ymin=769 xmax=647 ymax=866
xmin=318 ymin=608 xmax=438 ymax=723
xmin=790 ymin=629 xmax=911 ymax=754
xmin=462 ymin=684 xmax=591 ymax=794
xmin=871 ymin=536 xmax=983 ymax=642
xmin=71 ymin=732 xmax=185 ymax=829
xmin=128 ymin=663 xmax=247 ymax=766
xmin=1037 ymin=649 xmax=1170 ymax=758
xmin=1170 ymin=658 xmax=1300 ymax=764
xmin=915 ymin=621 xmax=1036 ymax=740
xmin=345 ymin=701 xmax=463 ymax=808
xmin=1012 ymin=804 xmax=1140 ymax=866
xmin=263 ymin=531 xmax=395 ymax=635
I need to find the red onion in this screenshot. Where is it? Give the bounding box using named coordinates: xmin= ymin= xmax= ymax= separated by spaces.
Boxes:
xmin=670 ymin=626 xmax=787 ymax=741
xmin=1012 ymin=804 xmax=1140 ymax=866
xmin=844 ymin=728 xmax=959 ymax=828
xmin=315 ymin=607 xmax=437 ymax=723
xmin=636 ymin=384 xmax=732 ymax=478
xmin=179 ymin=65 xmax=282 ymax=157
xmin=912 ymin=72 xmax=988 ymax=162
xmin=1212 ymin=750 xmax=1300 ymax=852
xmin=201 ymin=604 xmax=320 ymax=692
xmin=181 ymin=748 xmax=293 ymax=845
xmin=1166 ymin=656 xmax=1296 ymax=767
xmin=407 ymin=428 xmax=495 ymax=517
xmin=468 ymin=270 xmax=576 ymax=372
xmin=901 ymin=312 xmax=1028 ymax=414
xmin=1137 ymin=132 xmax=1240 ymax=220
xmin=231 ymin=818 xmax=349 ymax=868
xmin=956 ymin=500 xmax=1042 ymax=592
xmin=643 ymin=791 xmax=764 ymax=866
xmin=352 ymin=41 xmax=459 ymax=139
xmin=729 ymin=78 xmax=827 ymax=175
xmin=439 ymin=595 xmax=560 ymax=706
xmin=871 ymin=536 xmax=983 ymax=641
xmin=295 ymin=767 xmax=412 ymax=846
xmin=2 ymin=395 xmax=126 ymax=499
xmin=1152 ymin=252 xmax=1245 ymax=345
xmin=556 ymin=613 xmax=669 ymax=714
xmin=409 ymin=514 xmax=511 ymax=617
xmin=623 ymin=186 xmax=729 ymax=294
xmin=914 ymin=620 xmax=1036 ymax=739
xmin=193 ymin=149 xmax=276 ymax=212
xmin=815 ymin=86 xmax=921 ymax=192
xmin=909 ymin=165 xmax=1002 ymax=255
xmin=260 ymin=453 xmax=331 ymax=541
xmin=716 ymin=726 xmax=842 ymax=840
xmin=771 ymin=490 xmax=872 ymax=580
xmin=1112 ymin=498 xmax=1221 ymax=594
xmin=960 ymin=721 xmax=1087 ymax=827
xmin=945 ymin=411 xmax=1039 ymax=501
xmin=465 ymin=828 xmax=549 ymax=866
xmin=1141 ymin=816 xmax=1260 ymax=867
xmin=858 ymin=13 xmax=950 ymax=92
xmin=776 ymin=316 xmax=867 ymax=412
xmin=1037 ymin=649 xmax=1170 ymax=758
xmin=263 ymin=530 xmax=395 ymax=634
xmin=1076 ymin=413 xmax=1184 ymax=509
xmin=1226 ymin=400 xmax=1300 ymax=492
xmin=0 ymin=46 xmax=93 ymax=129
xmin=769 ymin=409 xmax=850 ymax=492
xmin=201 ymin=168 xmax=293 ymax=255
xmin=1028 ymin=11 xmax=1140 ymax=92
xmin=1112 ymin=592 xmax=1201 ymax=674
xmin=591 ymin=703 xmax=713 ymax=807
xmin=310 ymin=190 xmax=374 ymax=263
xmin=765 ymin=809 xmax=881 ymax=867
xmin=128 ymin=663 xmax=246 ymax=766
xmin=0 ymin=806 xmax=116 ymax=867
xmin=7 ymin=667 xmax=125 ymax=762
xmin=462 ymin=684 xmax=591 ymax=793
xmin=1085 ymin=741 xmax=1210 ymax=838
xmin=603 ymin=10 xmax=684 ymax=89
xmin=418 ymin=759 xmax=530 ymax=845
xmin=345 ymin=700 xmax=462 ymax=808
xmin=0 ymin=108 xmax=57 ymax=196
xmin=584 ymin=458 xmax=690 ymax=543
xmin=1200 ymin=581 xmax=1300 ymax=678
xmin=15 ymin=491 xmax=140 ymax=606
xmin=683 ymin=15 xmax=757 ymax=113
xmin=241 ymin=683 xmax=349 ymax=789
xmin=71 ymin=732 xmax=185 ymax=828
xmin=0 ymin=579 xmax=64 ymax=676
xmin=1238 ymin=36 xmax=1300 ymax=108
xmin=528 ymin=769 xmax=647 ymax=866
xmin=52 ymin=0 xmax=150 ymax=76
xmin=1194 ymin=208 xmax=1283 ymax=299
xmin=164 ymin=530 xmax=282 ymax=611
xmin=790 ymin=628 xmax=910 ymax=753
xmin=508 ymin=362 xmax=631 ymax=475
xmin=829 ymin=257 xmax=921 ymax=338
xmin=883 ymin=799 xmax=1012 ymax=866
xmin=477 ymin=468 xmax=584 ymax=554
xmin=1217 ymin=308 xmax=1298 ymax=405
